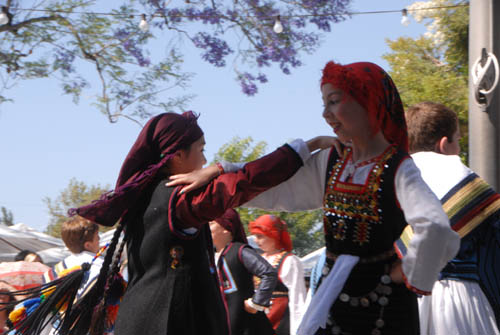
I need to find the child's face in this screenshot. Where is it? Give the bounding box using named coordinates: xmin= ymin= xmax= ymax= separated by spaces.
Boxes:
xmin=209 ymin=221 xmax=232 ymax=245
xmin=179 ymin=135 xmax=207 ymax=173
xmin=321 ymin=84 xmax=371 ymax=144
xmin=253 ymin=234 xmax=277 ymax=253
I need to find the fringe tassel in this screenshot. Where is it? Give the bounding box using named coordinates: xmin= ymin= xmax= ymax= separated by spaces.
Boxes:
xmin=5 ymin=263 xmax=90 ymax=335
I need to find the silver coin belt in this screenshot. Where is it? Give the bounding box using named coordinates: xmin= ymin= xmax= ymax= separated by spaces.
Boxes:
xmin=323 ymin=266 xmax=392 ymax=335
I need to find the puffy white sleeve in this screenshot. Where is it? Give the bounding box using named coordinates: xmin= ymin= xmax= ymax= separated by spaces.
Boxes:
xmin=395 ymin=158 xmax=460 ymax=294
xmin=279 ymin=254 xmax=307 ymax=335
xmin=238 ymin=146 xmax=331 ymax=212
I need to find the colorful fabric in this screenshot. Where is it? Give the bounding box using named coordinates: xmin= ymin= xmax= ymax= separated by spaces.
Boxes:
xmin=0 ymin=261 xmax=50 ymax=291
xmin=395 ymin=173 xmax=500 ymax=257
xmin=70 ymin=112 xmax=204 ymax=226
xmin=320 ymin=61 xmax=408 ymax=152
xmin=215 ymin=209 xmax=248 ymax=244
xmin=249 ymin=215 xmax=292 ymax=252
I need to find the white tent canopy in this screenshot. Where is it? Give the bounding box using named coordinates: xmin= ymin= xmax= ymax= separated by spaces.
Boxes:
xmin=0 ymin=224 xmax=66 ymax=263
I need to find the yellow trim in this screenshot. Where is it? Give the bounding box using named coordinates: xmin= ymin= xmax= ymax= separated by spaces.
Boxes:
xmin=456 ymin=199 xmax=500 ymax=238
xmin=442 ymin=178 xmax=489 ymax=216
xmin=399 ymin=225 xmax=414 ymax=245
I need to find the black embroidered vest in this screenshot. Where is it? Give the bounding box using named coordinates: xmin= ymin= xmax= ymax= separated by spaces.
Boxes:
xmin=323 ymin=146 xmax=409 ymax=257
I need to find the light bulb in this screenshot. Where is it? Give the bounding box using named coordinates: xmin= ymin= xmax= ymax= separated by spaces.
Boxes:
xmin=273 ymin=15 xmax=283 ymax=34
xmin=0 ymin=12 xmax=8 ymax=25
xmin=0 ymin=7 xmax=9 ymax=25
xmin=139 ymin=14 xmax=149 ymax=32
xmin=401 ymin=9 xmax=410 ymax=27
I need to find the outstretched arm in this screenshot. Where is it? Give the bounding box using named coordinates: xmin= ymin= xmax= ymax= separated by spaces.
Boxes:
xmin=166 ymin=136 xmax=338 ymax=194
xmin=171 ymin=141 xmax=304 ymax=230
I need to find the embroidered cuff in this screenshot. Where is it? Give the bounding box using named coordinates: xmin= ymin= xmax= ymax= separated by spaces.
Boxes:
xmin=246 ymin=298 xmax=267 ymax=312
xmin=401 ymin=268 xmax=432 ymax=296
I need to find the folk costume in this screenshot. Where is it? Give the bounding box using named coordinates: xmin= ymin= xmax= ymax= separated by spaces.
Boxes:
xmin=214 ymin=209 xmax=276 ymax=335
xmin=409 ymin=151 xmax=500 ymax=335
xmin=70 ymin=112 xmax=312 ymax=335
xmin=248 ymin=215 xmax=307 ymax=335
xmin=223 ymin=62 xmax=460 ymax=335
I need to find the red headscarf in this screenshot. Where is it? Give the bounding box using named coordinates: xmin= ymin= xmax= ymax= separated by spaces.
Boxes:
xmin=248 ymin=215 xmax=292 ymax=252
xmin=215 ymin=209 xmax=248 ymax=244
xmin=321 ymin=61 xmax=408 ymax=152
xmin=69 ymin=112 xmax=204 ymax=226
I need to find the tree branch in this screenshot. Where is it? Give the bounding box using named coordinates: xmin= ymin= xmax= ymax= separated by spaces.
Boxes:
xmin=0 ymin=15 xmax=60 ymax=33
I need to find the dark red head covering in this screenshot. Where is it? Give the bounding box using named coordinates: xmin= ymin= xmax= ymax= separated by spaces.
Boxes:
xmin=69 ymin=112 xmax=204 ymax=226
xmin=248 ymin=215 xmax=292 ymax=252
xmin=321 ymin=61 xmax=408 ymax=152
xmin=215 ymin=209 xmax=248 ymax=244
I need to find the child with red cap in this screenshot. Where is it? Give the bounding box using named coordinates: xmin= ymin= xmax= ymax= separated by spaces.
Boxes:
xmin=210 ymin=209 xmax=276 ymax=335
xmin=249 ymin=214 xmax=306 ymax=335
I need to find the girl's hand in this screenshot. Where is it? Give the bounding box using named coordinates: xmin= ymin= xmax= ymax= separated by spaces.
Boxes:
xmin=166 ymin=164 xmax=220 ymax=194
xmin=244 ymin=299 xmax=258 ymax=314
xmin=306 ymin=136 xmax=344 ymax=155
xmin=389 ymin=259 xmax=404 ymax=284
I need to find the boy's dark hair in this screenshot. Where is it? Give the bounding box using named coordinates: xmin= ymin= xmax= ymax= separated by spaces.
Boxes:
xmin=14 ymin=250 xmax=35 ymax=261
xmin=406 ymin=101 xmax=458 ymax=154
xmin=61 ymin=216 xmax=99 ymax=253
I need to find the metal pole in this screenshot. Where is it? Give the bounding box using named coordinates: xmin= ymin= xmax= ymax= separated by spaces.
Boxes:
xmin=468 ymin=0 xmax=500 ymax=190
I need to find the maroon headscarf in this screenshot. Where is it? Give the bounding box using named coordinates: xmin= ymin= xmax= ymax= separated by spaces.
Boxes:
xmin=69 ymin=112 xmax=204 ymax=226
xmin=321 ymin=61 xmax=408 ymax=152
xmin=215 ymin=209 xmax=248 ymax=244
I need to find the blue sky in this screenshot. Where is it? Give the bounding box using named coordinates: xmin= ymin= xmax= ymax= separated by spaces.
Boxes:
xmin=0 ymin=0 xmax=425 ymax=231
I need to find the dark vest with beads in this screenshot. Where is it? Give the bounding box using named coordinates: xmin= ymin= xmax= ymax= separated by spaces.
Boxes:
xmin=323 ymin=146 xmax=410 ymax=257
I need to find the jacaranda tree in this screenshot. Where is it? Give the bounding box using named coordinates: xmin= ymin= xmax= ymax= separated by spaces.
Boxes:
xmin=0 ymin=0 xmax=351 ymax=123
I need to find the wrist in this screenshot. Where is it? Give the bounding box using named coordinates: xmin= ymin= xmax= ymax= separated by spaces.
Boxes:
xmin=214 ymin=162 xmax=224 ymax=176
xmin=245 ymin=299 xmax=266 ymax=312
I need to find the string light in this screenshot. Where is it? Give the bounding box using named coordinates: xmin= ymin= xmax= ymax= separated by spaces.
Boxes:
xmin=0 ymin=6 xmax=10 ymax=25
xmin=0 ymin=3 xmax=468 ymax=24
xmin=273 ymin=15 xmax=283 ymax=34
xmin=139 ymin=13 xmax=149 ymax=32
xmin=401 ymin=8 xmax=410 ymax=26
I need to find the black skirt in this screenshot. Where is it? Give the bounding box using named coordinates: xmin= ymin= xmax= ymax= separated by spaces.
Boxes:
xmin=315 ymin=257 xmax=419 ymax=335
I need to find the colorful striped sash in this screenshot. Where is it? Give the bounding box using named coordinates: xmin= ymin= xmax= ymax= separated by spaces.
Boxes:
xmin=395 ymin=173 xmax=500 ymax=258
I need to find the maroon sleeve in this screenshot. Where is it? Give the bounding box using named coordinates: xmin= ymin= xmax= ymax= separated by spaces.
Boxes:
xmin=173 ymin=144 xmax=303 ymax=229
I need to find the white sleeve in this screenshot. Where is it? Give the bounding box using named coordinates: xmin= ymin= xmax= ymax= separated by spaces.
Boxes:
xmin=395 ymin=158 xmax=460 ymax=293
xmin=240 ymin=147 xmax=331 ymax=211
xmin=279 ymin=255 xmax=307 ymax=335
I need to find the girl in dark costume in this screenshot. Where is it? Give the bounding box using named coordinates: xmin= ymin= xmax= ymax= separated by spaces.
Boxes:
xmin=64 ymin=112 xmax=332 ymax=335
xmin=210 ymin=209 xmax=276 ymax=335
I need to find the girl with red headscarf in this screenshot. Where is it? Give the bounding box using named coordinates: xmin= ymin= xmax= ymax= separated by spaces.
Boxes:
xmin=248 ymin=214 xmax=306 ymax=335
xmin=177 ymin=62 xmax=460 ymax=335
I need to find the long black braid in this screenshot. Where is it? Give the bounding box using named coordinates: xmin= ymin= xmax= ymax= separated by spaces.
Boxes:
xmin=89 ymin=225 xmax=128 ymax=335
xmin=61 ymin=223 xmax=125 ymax=335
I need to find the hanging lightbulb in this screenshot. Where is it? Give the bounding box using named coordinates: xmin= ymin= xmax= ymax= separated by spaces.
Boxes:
xmin=401 ymin=8 xmax=410 ymax=26
xmin=273 ymin=15 xmax=283 ymax=34
xmin=139 ymin=14 xmax=149 ymax=32
xmin=0 ymin=7 xmax=10 ymax=25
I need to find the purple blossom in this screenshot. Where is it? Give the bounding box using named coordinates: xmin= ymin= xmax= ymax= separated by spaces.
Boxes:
xmin=166 ymin=8 xmax=183 ymax=23
xmin=115 ymin=29 xmax=151 ymax=67
xmin=54 ymin=50 xmax=76 ymax=73
xmin=192 ymin=32 xmax=233 ymax=67
xmin=257 ymin=73 xmax=268 ymax=83
xmin=239 ymin=72 xmax=258 ymax=96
